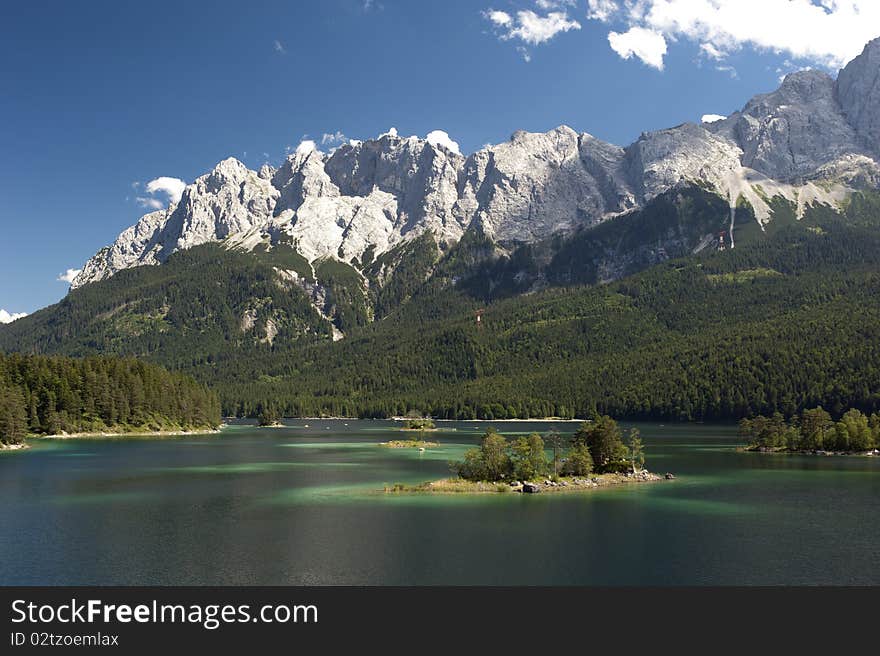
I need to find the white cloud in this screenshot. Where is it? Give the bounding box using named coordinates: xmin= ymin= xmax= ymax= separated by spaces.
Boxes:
xmin=586 ymin=1 xmax=880 ymax=70
xmin=715 ymin=64 xmax=738 ymax=78
xmin=701 ymin=114 xmax=727 ymax=123
xmin=295 ymin=140 xmax=318 ymax=156
xmin=587 ymin=0 xmax=618 ymax=21
xmin=135 ymin=176 xmax=186 ymax=211
xmin=506 ymin=10 xmax=581 ymax=45
xmin=57 ymin=268 xmax=82 ymax=283
xmin=486 ymin=10 xmax=513 ymax=26
xmin=426 ymin=130 xmax=461 ymax=155
xmin=536 ymin=0 xmax=575 ymax=8
xmin=0 ymin=309 xmax=27 ymax=324
xmin=483 ymin=6 xmax=581 ymax=59
xmin=273 ymin=40 xmax=286 ymax=54
xmin=380 ymin=127 xmax=399 ymax=138
xmin=608 ymin=27 xmax=668 ymax=70
xmin=321 ymin=131 xmax=348 ymax=149
xmin=699 ymin=42 xmax=726 ymax=60
xmin=136 ymin=197 xmax=164 ymax=210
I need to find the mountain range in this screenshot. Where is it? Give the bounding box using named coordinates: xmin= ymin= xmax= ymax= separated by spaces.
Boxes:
xmin=72 ymin=38 xmax=880 ymax=292
xmin=3 ymin=38 xmax=880 ymax=420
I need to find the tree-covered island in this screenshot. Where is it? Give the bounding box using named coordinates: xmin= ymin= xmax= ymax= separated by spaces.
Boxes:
xmin=379 ymin=412 xmax=440 ymax=448
xmin=740 ymin=407 xmax=880 ymax=454
xmin=386 ymin=417 xmax=670 ymax=494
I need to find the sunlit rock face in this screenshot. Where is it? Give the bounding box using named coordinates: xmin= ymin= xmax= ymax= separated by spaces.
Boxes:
xmin=71 ymin=40 xmax=880 ymax=289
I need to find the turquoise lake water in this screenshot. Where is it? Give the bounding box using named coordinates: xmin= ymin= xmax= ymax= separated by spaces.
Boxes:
xmin=1 ymin=420 xmax=878 ymax=585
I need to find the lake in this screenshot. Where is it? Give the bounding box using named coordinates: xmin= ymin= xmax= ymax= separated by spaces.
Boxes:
xmin=2 ymin=420 xmax=878 ymax=585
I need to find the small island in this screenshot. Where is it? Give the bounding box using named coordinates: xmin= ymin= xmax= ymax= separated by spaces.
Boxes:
xmin=740 ymin=407 xmax=880 ymax=455
xmin=399 ymin=414 xmax=438 ymax=432
xmin=256 ymin=404 xmax=284 ymax=428
xmin=385 ymin=416 xmax=672 ymax=494
xmin=379 ymin=413 xmax=440 ymax=448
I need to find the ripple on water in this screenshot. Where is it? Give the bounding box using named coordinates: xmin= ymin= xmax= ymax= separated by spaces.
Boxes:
xmin=150 ymin=462 xmax=364 ymax=475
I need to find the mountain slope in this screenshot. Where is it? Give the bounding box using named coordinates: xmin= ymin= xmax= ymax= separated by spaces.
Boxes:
xmin=4 ymin=191 xmax=880 ymax=420
xmin=67 ymin=38 xmax=880 ymax=293
xmin=3 ymin=40 xmax=880 ymax=421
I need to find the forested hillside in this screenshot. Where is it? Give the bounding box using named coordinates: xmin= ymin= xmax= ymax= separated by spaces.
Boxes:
xmin=0 ymin=354 xmax=220 ymax=445
xmin=2 ymin=189 xmax=880 ymax=422
xmin=209 ymin=210 xmax=880 ymax=420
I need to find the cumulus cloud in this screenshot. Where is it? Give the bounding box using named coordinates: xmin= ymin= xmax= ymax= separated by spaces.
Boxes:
xmin=0 ymin=309 xmax=27 ymax=324
xmin=483 ymin=5 xmax=581 ymax=59
xmin=608 ymin=26 xmax=668 ymax=70
xmin=701 ymin=114 xmax=727 ymax=123
xmin=486 ymin=10 xmax=513 ymax=26
xmin=145 ymin=177 xmax=186 ymax=203
xmin=587 ymin=0 xmax=880 ymax=70
xmin=57 ymin=268 xmax=82 ymax=283
xmin=426 ymin=130 xmax=461 ymax=155
xmin=136 ymin=176 xmax=186 ymax=209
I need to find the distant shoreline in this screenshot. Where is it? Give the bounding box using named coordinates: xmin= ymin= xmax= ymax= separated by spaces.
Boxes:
xmin=34 ymin=428 xmax=221 ymax=440
xmin=230 ymin=417 xmax=587 ymax=424
xmin=741 ymin=446 xmax=879 ymax=457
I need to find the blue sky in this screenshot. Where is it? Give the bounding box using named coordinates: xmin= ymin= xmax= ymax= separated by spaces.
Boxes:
xmin=1 ymin=0 xmax=877 ymax=318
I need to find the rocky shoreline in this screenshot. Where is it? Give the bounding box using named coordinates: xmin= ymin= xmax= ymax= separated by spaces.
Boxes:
xmin=37 ymin=428 xmax=221 ymax=439
xmin=0 ymin=443 xmax=30 ymax=451
xmin=384 ymin=470 xmax=673 ymax=495
xmin=379 ymin=440 xmax=440 ymax=448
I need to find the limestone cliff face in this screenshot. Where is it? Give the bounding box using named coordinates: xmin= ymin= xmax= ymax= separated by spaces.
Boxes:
xmin=70 ymin=40 xmax=880 ymax=289
xmin=837 ymin=37 xmax=880 ymax=158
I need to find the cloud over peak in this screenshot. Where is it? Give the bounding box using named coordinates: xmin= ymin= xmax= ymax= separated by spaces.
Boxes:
xmin=137 ymin=176 xmax=186 ymax=209
xmin=0 ymin=309 xmax=27 ymax=324
xmin=57 ymin=268 xmax=82 ymax=284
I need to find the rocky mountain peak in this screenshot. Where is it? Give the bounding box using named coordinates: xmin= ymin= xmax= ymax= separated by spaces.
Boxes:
xmin=69 ymin=40 xmax=880 ymax=290
xmin=837 ymin=36 xmax=880 ymax=157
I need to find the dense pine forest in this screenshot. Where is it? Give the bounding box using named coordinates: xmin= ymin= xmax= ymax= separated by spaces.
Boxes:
xmin=2 ymin=189 xmax=880 ymax=423
xmin=208 ymin=206 xmax=880 ymax=421
xmin=0 ymin=353 xmax=220 ymax=446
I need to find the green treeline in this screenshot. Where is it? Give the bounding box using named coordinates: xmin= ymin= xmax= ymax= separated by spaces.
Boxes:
xmin=740 ymin=407 xmax=880 ymax=453
xmin=210 ymin=215 xmax=880 ymax=421
xmin=3 ymin=192 xmax=880 ymax=422
xmin=0 ymin=353 xmax=221 ymax=446
xmin=454 ymin=417 xmax=644 ymax=482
